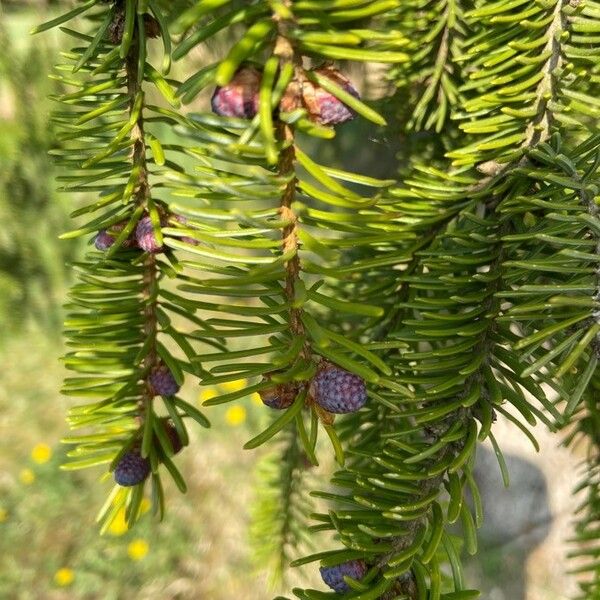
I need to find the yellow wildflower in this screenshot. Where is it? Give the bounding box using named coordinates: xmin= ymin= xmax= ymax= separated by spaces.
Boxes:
xmin=31 ymin=443 xmax=52 ymax=465
xmin=19 ymin=468 xmax=35 ymax=485
xmin=139 ymin=498 xmax=151 ymax=515
xmin=198 ymin=387 xmax=218 ymax=404
xmin=54 ymin=568 xmax=74 ymax=587
xmin=225 ymin=405 xmax=246 ymax=426
xmin=128 ymin=538 xmax=149 ymax=561
xmin=221 ymin=379 xmax=248 ymax=393
xmin=0 ymin=507 xmax=7 ymax=522
xmin=108 ymin=508 xmax=128 ymax=537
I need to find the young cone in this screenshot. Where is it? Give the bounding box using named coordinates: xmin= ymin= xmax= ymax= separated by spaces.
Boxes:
xmin=310 ymin=361 xmax=367 ymax=414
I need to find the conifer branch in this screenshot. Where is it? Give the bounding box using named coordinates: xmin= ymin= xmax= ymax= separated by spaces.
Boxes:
xmin=125 ymin=22 xmax=159 ymax=423
xmin=32 ymin=1 xmax=600 ymax=597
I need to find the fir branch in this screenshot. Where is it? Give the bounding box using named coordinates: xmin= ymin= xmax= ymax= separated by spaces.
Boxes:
xmin=37 ymin=0 xmax=214 ymax=531
xmin=125 ymin=16 xmax=159 ymax=434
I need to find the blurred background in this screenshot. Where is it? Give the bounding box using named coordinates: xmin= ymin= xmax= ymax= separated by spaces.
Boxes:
xmin=0 ymin=2 xmax=586 ymax=598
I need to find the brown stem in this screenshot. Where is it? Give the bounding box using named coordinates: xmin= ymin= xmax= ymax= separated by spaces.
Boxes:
xmin=272 ymin=5 xmax=310 ymax=359
xmin=278 ymin=124 xmax=303 ymax=338
xmin=125 ymin=33 xmax=158 ymax=411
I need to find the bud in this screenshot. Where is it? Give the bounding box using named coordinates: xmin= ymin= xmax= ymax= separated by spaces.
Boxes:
xmin=319 ymin=560 xmax=368 ymax=593
xmin=306 ymin=67 xmax=359 ymax=126
xmin=114 ymin=450 xmax=150 ymax=487
xmin=149 ymin=363 xmax=180 ymax=397
xmin=135 ymin=215 xmax=163 ymax=253
xmin=94 ymin=221 xmax=137 ymax=251
xmin=280 ymin=67 xmax=359 ymax=126
xmin=211 ymin=67 xmax=261 ymax=119
xmin=108 ymin=8 xmax=160 ymax=44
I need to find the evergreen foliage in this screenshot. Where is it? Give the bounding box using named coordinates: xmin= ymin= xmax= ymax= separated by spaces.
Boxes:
xmin=34 ymin=0 xmax=600 ymax=597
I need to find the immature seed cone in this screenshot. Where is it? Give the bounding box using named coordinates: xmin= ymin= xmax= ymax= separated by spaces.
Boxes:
xmin=306 ymin=67 xmax=359 ymax=126
xmin=149 ymin=363 xmax=180 ymax=397
xmin=279 ymin=78 xmax=304 ymax=114
xmin=94 ymin=221 xmax=137 ymax=251
xmin=259 ymin=379 xmax=300 ymax=410
xmin=211 ymin=67 xmax=261 ymax=119
xmin=319 ymin=560 xmax=368 ymax=593
xmin=309 ymin=361 xmax=367 ymax=414
xmin=94 ymin=229 xmax=116 ymax=251
xmin=135 ymin=215 xmax=163 ymax=253
xmin=114 ymin=450 xmax=150 ymax=487
xmin=280 ymin=67 xmax=359 ymax=126
xmin=162 ymin=419 xmax=184 ymax=454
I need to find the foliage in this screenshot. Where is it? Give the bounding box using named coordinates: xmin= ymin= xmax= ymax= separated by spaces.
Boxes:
xmin=33 ymin=0 xmax=600 ymax=598
xmin=0 ymin=22 xmax=74 ymax=332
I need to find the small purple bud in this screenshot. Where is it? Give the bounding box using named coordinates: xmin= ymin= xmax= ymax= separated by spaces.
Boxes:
xmin=95 ymin=222 xmax=138 ymax=251
xmin=149 ymin=363 xmax=180 ymax=397
xmin=211 ymin=67 xmax=261 ymax=119
xmin=135 ymin=216 xmax=162 ymax=253
xmin=95 ymin=230 xmax=116 ymax=250
xmin=312 ymin=68 xmax=360 ymax=126
xmin=114 ymin=450 xmax=150 ymax=487
xmin=320 ymin=560 xmax=368 ymax=593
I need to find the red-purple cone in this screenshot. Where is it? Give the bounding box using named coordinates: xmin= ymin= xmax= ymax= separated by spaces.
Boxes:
xmin=114 ymin=450 xmax=150 ymax=487
xmin=149 ymin=363 xmax=180 ymax=397
xmin=211 ymin=67 xmax=261 ymax=119
xmin=136 ymin=216 xmax=163 ymax=253
xmin=310 ymin=362 xmax=367 ymax=414
xmin=95 ymin=221 xmax=137 ymax=251
xmin=307 ymin=67 xmax=359 ymax=126
xmin=320 ymin=560 xmax=368 ymax=593
xmin=95 ymin=229 xmax=116 ymax=250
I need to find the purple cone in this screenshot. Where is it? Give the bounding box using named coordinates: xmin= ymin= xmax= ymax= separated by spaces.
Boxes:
xmin=316 ymin=87 xmax=358 ymax=126
xmin=94 ymin=221 xmax=137 ymax=251
xmin=149 ymin=364 xmax=180 ymax=397
xmin=320 ymin=560 xmax=368 ymax=593
xmin=114 ymin=450 xmax=150 ymax=486
xmin=136 ymin=216 xmax=163 ymax=253
xmin=211 ymin=67 xmax=261 ymax=119
xmin=313 ymin=68 xmax=360 ymax=126
xmin=95 ymin=229 xmax=116 ymax=250
xmin=310 ymin=364 xmax=367 ymax=414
